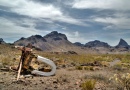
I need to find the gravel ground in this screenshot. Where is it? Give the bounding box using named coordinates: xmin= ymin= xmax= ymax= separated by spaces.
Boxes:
xmin=0 ymin=66 xmax=129 ymax=90
xmin=0 ymin=68 xmax=85 ymax=90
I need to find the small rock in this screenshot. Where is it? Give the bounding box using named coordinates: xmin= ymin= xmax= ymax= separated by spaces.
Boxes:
xmin=75 ymin=81 xmax=79 ymax=85
xmin=0 ymin=81 xmax=4 ymax=83
xmin=54 ymin=85 xmax=58 ymax=88
xmin=34 ymin=83 xmax=38 ymax=85
xmin=53 ymin=80 xmax=58 ymax=84
xmin=40 ymin=80 xmax=44 ymax=84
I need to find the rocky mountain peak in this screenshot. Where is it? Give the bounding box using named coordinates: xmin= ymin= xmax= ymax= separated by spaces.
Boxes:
xmin=44 ymin=31 xmax=68 ymax=41
xmin=19 ymin=37 xmax=25 ymax=40
xmin=44 ymin=31 xmax=58 ymax=38
xmin=116 ymin=38 xmax=129 ymax=48
xmin=50 ymin=31 xmax=58 ymax=35
xmin=34 ymin=35 xmax=43 ymax=39
xmin=73 ymin=42 xmax=84 ymax=47
xmin=14 ymin=31 xmax=73 ymax=51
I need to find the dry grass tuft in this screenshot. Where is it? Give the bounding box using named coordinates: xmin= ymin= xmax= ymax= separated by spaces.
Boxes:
xmin=81 ymin=79 xmax=96 ymax=90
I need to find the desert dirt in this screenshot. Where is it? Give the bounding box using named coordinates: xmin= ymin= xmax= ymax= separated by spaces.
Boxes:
xmin=0 ymin=64 xmax=129 ymax=90
xmin=0 ymin=45 xmax=130 ymax=90
xmin=0 ymin=67 xmax=108 ymax=90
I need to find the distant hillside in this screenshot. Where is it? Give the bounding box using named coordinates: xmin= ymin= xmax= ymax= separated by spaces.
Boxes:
xmin=74 ymin=39 xmax=130 ymax=54
xmin=84 ymin=40 xmax=111 ymax=48
xmin=14 ymin=31 xmax=77 ymax=52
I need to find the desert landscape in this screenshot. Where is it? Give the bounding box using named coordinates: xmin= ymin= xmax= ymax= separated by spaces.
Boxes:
xmin=0 ymin=0 xmax=130 ymax=89
xmin=0 ymin=31 xmax=130 ymax=90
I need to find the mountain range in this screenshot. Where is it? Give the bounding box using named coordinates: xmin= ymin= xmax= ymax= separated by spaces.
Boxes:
xmin=1 ymin=31 xmax=130 ymax=54
xmin=74 ymin=39 xmax=130 ymax=48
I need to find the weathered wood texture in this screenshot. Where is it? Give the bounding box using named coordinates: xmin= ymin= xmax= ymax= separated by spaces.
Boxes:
xmin=17 ymin=44 xmax=35 ymax=74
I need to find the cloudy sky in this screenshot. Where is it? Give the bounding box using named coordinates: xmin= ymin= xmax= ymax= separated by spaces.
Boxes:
xmin=0 ymin=0 xmax=130 ymax=46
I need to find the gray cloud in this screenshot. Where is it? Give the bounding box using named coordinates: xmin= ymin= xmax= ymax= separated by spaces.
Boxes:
xmin=0 ymin=0 xmax=87 ymax=26
xmin=0 ymin=0 xmax=130 ymax=46
xmin=69 ymin=0 xmax=130 ymax=30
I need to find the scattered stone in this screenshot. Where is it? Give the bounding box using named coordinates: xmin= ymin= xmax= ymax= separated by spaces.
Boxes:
xmin=40 ymin=80 xmax=44 ymax=84
xmin=54 ymin=85 xmax=58 ymax=88
xmin=10 ymin=66 xmax=18 ymax=71
xmin=24 ymin=75 xmax=33 ymax=79
xmin=34 ymin=83 xmax=38 ymax=85
xmin=53 ymin=80 xmax=58 ymax=84
xmin=0 ymin=81 xmax=4 ymax=83
xmin=75 ymin=81 xmax=79 ymax=85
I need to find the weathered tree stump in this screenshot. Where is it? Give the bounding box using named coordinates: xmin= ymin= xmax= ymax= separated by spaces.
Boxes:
xmin=16 ymin=44 xmax=36 ymax=77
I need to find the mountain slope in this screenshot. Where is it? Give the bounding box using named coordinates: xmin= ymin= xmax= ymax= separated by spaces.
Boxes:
xmin=14 ymin=31 xmax=77 ymax=51
xmin=14 ymin=34 xmax=50 ymax=51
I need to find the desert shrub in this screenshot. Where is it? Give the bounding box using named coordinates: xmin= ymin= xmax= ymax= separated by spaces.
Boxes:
xmin=1 ymin=57 xmax=13 ymax=66
xmin=84 ymin=66 xmax=91 ymax=70
xmin=57 ymin=74 xmax=70 ymax=83
xmin=75 ymin=66 xmax=83 ymax=70
xmin=0 ymin=52 xmax=18 ymax=67
xmin=109 ymin=73 xmax=130 ymax=90
xmin=122 ymin=59 xmax=130 ymax=64
xmin=112 ymin=64 xmax=123 ymax=71
xmin=101 ymin=61 xmax=110 ymax=67
xmin=84 ymin=74 xmax=91 ymax=80
xmin=89 ymin=66 xmax=94 ymax=71
xmin=81 ymin=79 xmax=96 ymax=90
xmin=84 ymin=74 xmax=108 ymax=83
xmin=91 ymin=74 xmax=108 ymax=83
xmin=83 ymin=66 xmax=94 ymax=71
